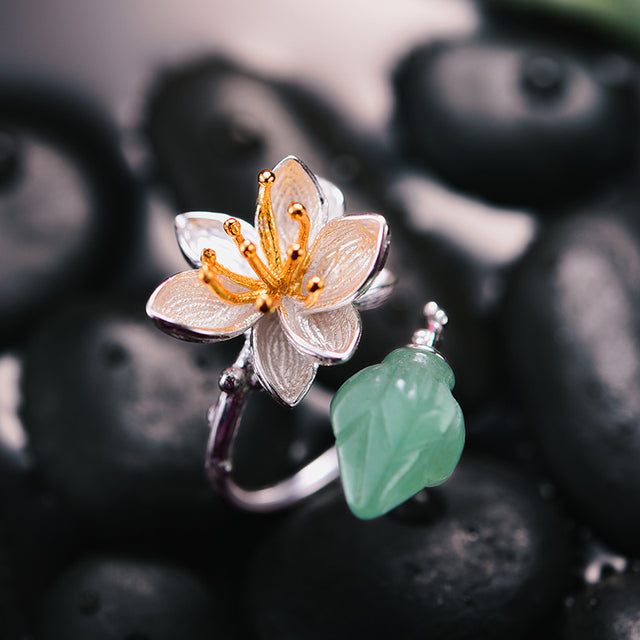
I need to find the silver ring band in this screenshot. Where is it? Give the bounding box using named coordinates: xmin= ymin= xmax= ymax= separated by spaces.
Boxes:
xmin=205 ymin=336 xmax=339 ymax=512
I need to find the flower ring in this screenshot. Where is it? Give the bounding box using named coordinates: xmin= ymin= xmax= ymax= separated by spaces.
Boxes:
xmin=147 ymin=156 xmax=390 ymax=407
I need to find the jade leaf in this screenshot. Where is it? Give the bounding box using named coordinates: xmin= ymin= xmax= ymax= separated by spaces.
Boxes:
xmin=330 ymin=347 xmax=465 ymax=520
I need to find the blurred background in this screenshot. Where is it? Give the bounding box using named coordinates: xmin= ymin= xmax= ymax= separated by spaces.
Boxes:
xmin=1 ymin=1 xmax=640 ymax=638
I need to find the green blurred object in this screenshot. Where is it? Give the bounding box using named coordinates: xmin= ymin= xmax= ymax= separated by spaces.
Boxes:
xmin=331 ymin=347 xmax=465 ymax=520
xmin=488 ymin=0 xmax=640 ymax=45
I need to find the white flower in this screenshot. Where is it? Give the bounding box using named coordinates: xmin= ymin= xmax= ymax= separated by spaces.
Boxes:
xmin=147 ymin=156 xmax=389 ymax=406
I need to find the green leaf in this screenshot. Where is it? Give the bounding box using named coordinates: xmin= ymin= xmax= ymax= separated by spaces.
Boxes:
xmin=330 ymin=348 xmax=465 ymax=519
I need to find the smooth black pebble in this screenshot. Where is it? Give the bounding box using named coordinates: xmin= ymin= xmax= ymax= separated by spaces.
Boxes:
xmin=505 ymin=210 xmax=640 ymax=554
xmin=38 ymin=555 xmax=234 ymax=640
xmin=21 ymin=297 xmax=235 ymax=536
xmin=562 ymin=573 xmax=640 ymax=640
xmin=393 ymin=38 xmax=638 ymax=208
xmin=247 ymin=457 xmax=571 ymax=640
xmin=145 ymin=57 xmax=391 ymax=216
xmin=0 ymin=521 xmax=25 ymax=638
xmin=0 ymin=81 xmax=139 ymax=344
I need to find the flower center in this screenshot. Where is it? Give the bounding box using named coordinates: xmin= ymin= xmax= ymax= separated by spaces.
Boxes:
xmin=198 ymin=169 xmax=324 ymax=313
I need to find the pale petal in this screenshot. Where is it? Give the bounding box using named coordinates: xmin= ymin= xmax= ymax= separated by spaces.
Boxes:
xmin=317 ymin=177 xmax=345 ymax=220
xmin=303 ymin=214 xmax=389 ymax=311
xmin=354 ymin=267 xmax=396 ymax=310
xmin=279 ymin=299 xmax=361 ymax=364
xmin=252 ymin=313 xmax=318 ymax=407
xmin=146 ymin=270 xmax=261 ymax=342
xmin=265 ymin=156 xmax=328 ymax=256
xmin=175 ymin=211 xmax=264 ymax=275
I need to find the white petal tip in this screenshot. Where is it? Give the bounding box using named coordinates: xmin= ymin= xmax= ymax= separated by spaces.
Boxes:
xmin=146 ymin=271 xmax=261 ymax=343
xmin=251 ymin=316 xmax=319 ymax=407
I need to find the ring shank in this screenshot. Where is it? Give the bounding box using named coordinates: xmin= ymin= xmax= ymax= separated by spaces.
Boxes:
xmin=209 ymin=445 xmax=339 ymax=513
xmin=204 ymin=343 xmax=340 ymax=512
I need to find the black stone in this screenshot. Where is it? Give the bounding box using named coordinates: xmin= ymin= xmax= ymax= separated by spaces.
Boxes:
xmin=234 ymin=386 xmax=335 ymax=490
xmin=393 ymin=38 xmax=639 ymax=208
xmin=19 ymin=295 xmax=327 ymax=560
xmin=0 ymin=80 xmax=139 ymax=345
xmin=38 ymin=556 xmax=234 ymax=640
xmin=0 ymin=520 xmax=26 ymax=638
xmin=562 ymin=573 xmax=640 ymax=640
xmin=385 ymin=167 xmax=540 ymax=316
xmin=504 ymin=208 xmax=640 ymax=554
xmin=21 ymin=297 xmax=235 ymax=536
xmin=0 ymin=127 xmax=21 ymax=186
xmin=247 ymin=457 xmax=571 ymax=640
xmin=145 ymin=57 xmax=392 ymax=217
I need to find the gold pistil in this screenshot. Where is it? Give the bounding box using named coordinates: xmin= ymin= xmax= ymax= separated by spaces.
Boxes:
xmin=256 ymin=170 xmax=282 ymax=273
xmin=199 ymin=170 xmax=327 ymax=313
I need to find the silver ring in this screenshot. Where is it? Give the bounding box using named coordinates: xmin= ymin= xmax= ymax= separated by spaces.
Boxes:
xmin=146 ymin=155 xmax=394 ymax=512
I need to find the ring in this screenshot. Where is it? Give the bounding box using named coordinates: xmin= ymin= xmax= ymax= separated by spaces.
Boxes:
xmin=147 ymin=156 xmax=394 ymax=512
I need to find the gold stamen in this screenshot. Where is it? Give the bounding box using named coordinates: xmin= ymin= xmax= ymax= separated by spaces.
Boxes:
xmin=256 ymin=170 xmax=282 ymax=272
xmin=287 ymin=202 xmax=310 ymax=244
xmin=223 ymin=218 xmax=280 ymax=290
xmin=200 ymin=248 xmax=262 ymax=289
xmin=199 ymin=266 xmax=262 ymax=305
xmin=223 ymin=218 xmax=242 ymax=238
xmin=201 ymin=247 xmax=217 ymax=266
xmin=235 ymin=240 xmax=279 ymax=289
xmin=258 ymin=169 xmax=276 ymax=185
xmin=305 ymin=275 xmax=324 ymax=308
xmin=255 ymin=292 xmax=278 ymax=314
xmin=286 ymin=243 xmax=303 ymax=262
xmin=281 ymin=243 xmax=305 ymax=290
xmin=287 ymin=202 xmax=311 ymax=282
xmin=240 ymin=240 xmax=256 ymax=257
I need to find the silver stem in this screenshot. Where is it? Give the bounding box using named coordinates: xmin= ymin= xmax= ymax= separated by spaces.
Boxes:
xmin=410 ymin=301 xmax=448 ymax=351
xmin=205 ymin=334 xmax=256 ymax=483
xmin=204 ymin=333 xmax=339 ymax=512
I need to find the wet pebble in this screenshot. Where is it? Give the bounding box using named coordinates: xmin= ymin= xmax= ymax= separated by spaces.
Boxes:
xmin=505 ymin=210 xmax=640 ymax=554
xmin=21 ymin=297 xmax=235 ymax=537
xmin=145 ymin=57 xmax=391 ymax=216
xmin=0 ymin=81 xmax=139 ymax=344
xmin=38 ymin=555 xmax=235 ymax=640
xmin=247 ymin=457 xmax=571 ymax=640
xmin=562 ymin=573 xmax=640 ymax=640
xmin=393 ymin=38 xmax=638 ymax=208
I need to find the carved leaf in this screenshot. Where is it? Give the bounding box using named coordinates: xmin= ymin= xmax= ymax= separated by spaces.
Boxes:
xmin=330 ymin=348 xmax=465 ymax=519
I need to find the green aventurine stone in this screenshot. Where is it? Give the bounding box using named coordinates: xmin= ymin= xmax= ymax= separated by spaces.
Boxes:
xmin=330 ymin=347 xmax=465 ymax=520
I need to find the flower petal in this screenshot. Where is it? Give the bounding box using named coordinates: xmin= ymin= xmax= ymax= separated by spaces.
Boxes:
xmin=354 ymin=267 xmax=396 ymax=310
xmin=175 ymin=212 xmax=263 ymax=276
xmin=317 ymin=177 xmax=345 ymax=220
xmin=266 ymin=156 xmax=328 ymax=255
xmin=146 ymin=270 xmax=262 ymax=342
xmin=252 ymin=313 xmax=318 ymax=406
xmin=303 ymin=214 xmax=389 ymax=311
xmin=279 ymin=299 xmax=361 ymax=364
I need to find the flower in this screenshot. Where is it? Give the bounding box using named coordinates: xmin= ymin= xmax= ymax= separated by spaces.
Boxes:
xmin=147 ymin=156 xmax=389 ymax=406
